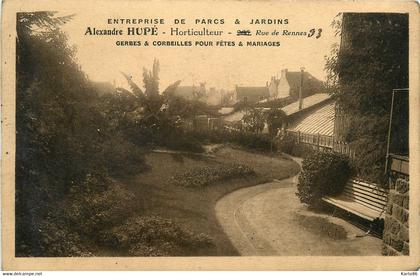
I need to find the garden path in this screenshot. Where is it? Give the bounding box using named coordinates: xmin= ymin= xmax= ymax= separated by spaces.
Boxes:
xmin=215 ymin=157 xmax=383 ymax=256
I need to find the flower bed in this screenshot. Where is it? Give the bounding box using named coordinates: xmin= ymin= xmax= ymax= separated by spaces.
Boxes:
xmin=172 ymin=164 xmax=256 ymax=188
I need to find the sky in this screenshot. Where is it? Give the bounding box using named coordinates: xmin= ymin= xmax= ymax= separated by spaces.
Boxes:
xmin=60 ymin=1 xmax=341 ymax=91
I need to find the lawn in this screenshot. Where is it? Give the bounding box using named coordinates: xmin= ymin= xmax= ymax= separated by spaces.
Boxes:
xmin=120 ymin=145 xmax=300 ymax=256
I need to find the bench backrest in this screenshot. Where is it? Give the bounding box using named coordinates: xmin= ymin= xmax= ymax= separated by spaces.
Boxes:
xmin=342 ymin=179 xmax=389 ymax=214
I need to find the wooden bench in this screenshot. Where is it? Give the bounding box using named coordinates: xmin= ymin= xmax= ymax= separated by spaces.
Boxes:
xmin=322 ymin=179 xmax=389 ymax=221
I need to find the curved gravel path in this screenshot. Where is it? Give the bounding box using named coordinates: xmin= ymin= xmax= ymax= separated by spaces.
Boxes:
xmin=215 ymin=157 xmax=383 ymax=256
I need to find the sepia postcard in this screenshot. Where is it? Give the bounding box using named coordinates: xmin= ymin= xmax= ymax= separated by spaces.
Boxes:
xmin=1 ymin=0 xmax=419 ymax=271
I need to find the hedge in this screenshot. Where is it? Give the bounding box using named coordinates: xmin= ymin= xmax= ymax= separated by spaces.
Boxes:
xmin=296 ymin=151 xmax=352 ymax=207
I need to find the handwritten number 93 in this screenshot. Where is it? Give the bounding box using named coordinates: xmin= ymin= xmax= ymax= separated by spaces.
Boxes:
xmin=308 ymin=28 xmax=322 ymax=39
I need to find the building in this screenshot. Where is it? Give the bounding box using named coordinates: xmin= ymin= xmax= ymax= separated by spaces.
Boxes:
xmin=205 ymin=87 xmax=223 ymax=106
xmin=235 ymin=85 xmax=270 ymax=103
xmin=268 ymin=69 xmax=325 ymax=100
xmin=174 ymin=83 xmax=206 ymax=100
xmin=281 ymin=93 xmax=340 ymax=151
xmin=268 ymin=76 xmax=280 ymax=99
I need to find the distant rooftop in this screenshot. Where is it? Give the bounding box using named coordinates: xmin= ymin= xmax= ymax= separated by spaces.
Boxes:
xmin=174 ymin=86 xmax=196 ymax=99
xmin=223 ymin=93 xmax=332 ymax=123
xmin=281 ymin=93 xmax=331 ymax=116
xmin=223 ymin=109 xmax=245 ymax=122
xmin=236 ymin=86 xmax=269 ymax=103
xmin=284 ymin=70 xmax=325 ymax=99
xmin=219 ymin=107 xmax=234 ymax=115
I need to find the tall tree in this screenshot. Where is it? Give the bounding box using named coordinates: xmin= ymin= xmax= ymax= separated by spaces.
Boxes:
xmin=16 ymin=12 xmax=107 ymax=255
xmin=325 ymin=13 xmax=408 ymax=183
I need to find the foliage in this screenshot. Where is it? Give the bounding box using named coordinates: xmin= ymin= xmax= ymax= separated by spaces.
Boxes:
xmin=164 ymin=93 xmax=218 ymax=119
xmin=118 ymin=61 xmax=219 ymax=152
xmin=99 ymin=216 xmax=213 ymax=256
xmin=15 ymin=12 xmax=147 ymax=256
xmin=35 ymin=219 xmax=93 ymax=257
xmin=158 ymin=131 xmax=205 ymax=153
xmin=65 ymin=181 xmax=138 ymax=236
xmin=16 ymin=11 xmax=101 ymax=255
xmin=265 ymin=109 xmax=286 ymax=138
xmin=296 ymin=151 xmax=352 ymax=207
xmin=277 ymin=132 xmax=297 ymax=154
xmin=172 ymin=164 xmax=256 ymax=188
xmin=324 ymin=13 xmax=408 ymax=183
xmin=98 ymin=136 xmax=148 ymax=178
xmin=242 ymin=109 xmax=265 ymax=133
xmin=34 ymin=181 xmax=137 ymax=257
xmin=277 ymin=132 xmax=314 ymax=158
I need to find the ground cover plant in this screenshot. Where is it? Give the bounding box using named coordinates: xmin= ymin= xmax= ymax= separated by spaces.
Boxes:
xmin=172 ymin=164 xmax=255 ymax=188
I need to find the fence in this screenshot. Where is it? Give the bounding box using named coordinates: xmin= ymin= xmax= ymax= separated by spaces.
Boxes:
xmin=287 ymin=130 xmax=356 ymax=158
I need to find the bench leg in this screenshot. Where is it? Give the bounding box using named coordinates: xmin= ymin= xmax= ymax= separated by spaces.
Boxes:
xmin=356 ymin=223 xmax=372 ymax=238
xmin=331 ymin=207 xmax=337 ymax=217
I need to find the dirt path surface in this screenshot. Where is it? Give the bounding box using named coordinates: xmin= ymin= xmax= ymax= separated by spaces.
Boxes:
xmin=215 ymin=157 xmax=383 ymax=256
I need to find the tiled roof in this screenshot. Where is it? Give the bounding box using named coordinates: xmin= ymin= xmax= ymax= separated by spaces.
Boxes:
xmin=218 ymin=107 xmax=234 ymax=115
xmin=289 ymin=102 xmax=335 ymax=136
xmin=223 ymin=110 xmax=245 ymax=122
xmin=223 ymin=93 xmax=331 ymax=123
xmin=281 ymin=93 xmax=331 ymax=116
xmin=285 ymin=71 xmax=325 ymax=99
xmin=236 ymin=86 xmax=269 ymax=103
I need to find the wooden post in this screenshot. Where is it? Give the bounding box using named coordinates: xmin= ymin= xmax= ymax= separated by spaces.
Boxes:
xmin=298 ymin=131 xmax=301 ymax=144
xmin=385 ymin=89 xmax=396 ymax=174
xmin=299 ymin=67 xmax=305 ymax=110
xmin=317 ymin=133 xmax=320 ymax=151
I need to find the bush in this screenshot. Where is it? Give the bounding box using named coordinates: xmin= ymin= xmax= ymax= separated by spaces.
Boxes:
xmin=291 ymin=143 xmax=315 ymax=158
xmin=36 ymin=220 xmax=93 ymax=257
xmin=296 ymin=151 xmax=352 ymax=207
xmin=277 ymin=132 xmax=314 ymax=158
xmin=99 ymin=136 xmax=148 ymax=178
xmin=159 ymin=131 xmax=204 ymax=153
xmin=99 ymin=215 xmax=213 ymax=256
xmin=172 ymin=164 xmax=256 ymax=188
xmin=277 ymin=132 xmax=297 ymax=154
xmin=65 ymin=181 xmax=138 ymax=236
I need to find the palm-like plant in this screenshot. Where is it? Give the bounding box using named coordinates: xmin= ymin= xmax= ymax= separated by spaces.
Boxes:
xmin=117 ymin=59 xmax=181 ymax=127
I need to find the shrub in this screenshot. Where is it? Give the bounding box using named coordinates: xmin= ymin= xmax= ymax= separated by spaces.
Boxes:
xmin=65 ymin=181 xmax=138 ymax=236
xmin=172 ymin=164 xmax=256 ymax=188
xmin=277 ymin=132 xmax=297 ymax=154
xmin=37 ymin=220 xmax=93 ymax=257
xmin=277 ymin=132 xmax=314 ymax=158
xmin=296 ymin=151 xmax=352 ymax=207
xmin=291 ymin=143 xmax=315 ymax=158
xmin=99 ymin=136 xmax=148 ymax=178
xmin=99 ymin=215 xmax=213 ymax=256
xmin=159 ymin=131 xmax=204 ymax=153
